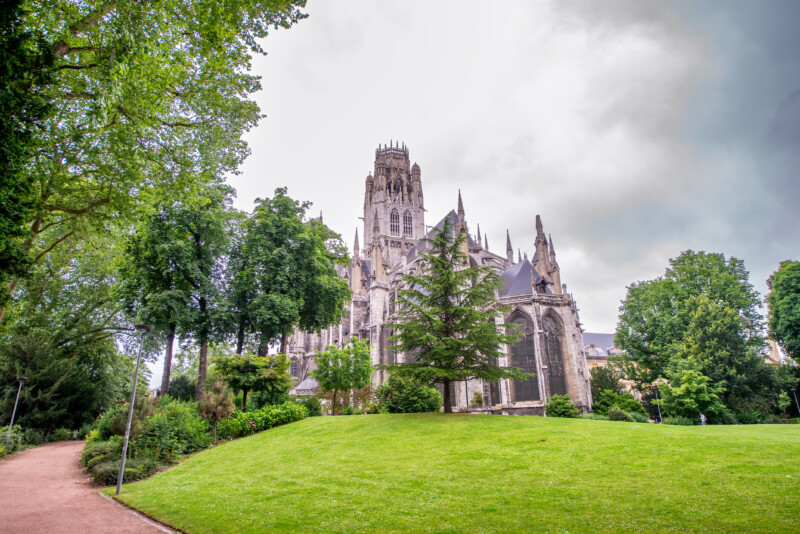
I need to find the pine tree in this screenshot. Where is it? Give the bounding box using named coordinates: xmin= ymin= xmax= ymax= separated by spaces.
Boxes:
xmin=383 ymin=218 xmax=528 ymax=413
xmin=199 ymin=378 xmax=234 ymax=442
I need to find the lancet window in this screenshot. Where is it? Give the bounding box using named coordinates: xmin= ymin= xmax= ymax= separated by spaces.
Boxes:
xmin=390 ymin=209 xmax=400 ymax=236
xmin=508 ymin=312 xmax=540 ymax=402
xmin=403 ymin=211 xmax=413 ymax=237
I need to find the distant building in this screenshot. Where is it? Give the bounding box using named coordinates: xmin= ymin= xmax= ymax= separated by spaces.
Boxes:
xmin=288 ymin=142 xmax=593 ymax=414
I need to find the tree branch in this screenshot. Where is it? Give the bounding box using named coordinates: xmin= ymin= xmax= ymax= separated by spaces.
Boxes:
xmin=53 ymin=2 xmax=118 ymax=58
xmin=34 ymin=231 xmax=75 ymax=262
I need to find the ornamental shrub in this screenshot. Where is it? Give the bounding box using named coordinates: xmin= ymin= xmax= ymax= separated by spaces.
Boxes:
xmin=544 ymin=394 xmax=579 ymax=418
xmin=88 ymin=458 xmax=158 ymax=486
xmin=49 ymin=428 xmax=75 ymax=441
xmin=375 ymin=375 xmax=442 ymax=414
xmin=578 ymin=413 xmax=608 ymax=421
xmin=135 ymin=401 xmax=211 ymax=462
xmin=217 ymin=401 xmax=308 ymax=439
xmin=663 ymin=415 xmax=694 ymax=426
xmin=24 ymin=428 xmax=44 ymax=445
xmin=0 ymin=425 xmax=25 ymax=453
xmin=592 ymin=390 xmax=646 ymax=416
xmin=294 ymin=396 xmax=322 ymax=417
xmin=607 ymin=406 xmax=635 ymax=422
xmin=628 ymin=411 xmax=651 ymax=423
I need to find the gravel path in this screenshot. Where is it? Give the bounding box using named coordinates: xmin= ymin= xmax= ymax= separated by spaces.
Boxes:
xmin=0 ymin=441 xmax=172 ymax=533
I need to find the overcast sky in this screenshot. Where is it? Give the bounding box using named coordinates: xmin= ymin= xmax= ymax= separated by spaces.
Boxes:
xmin=225 ymin=0 xmax=799 ymax=335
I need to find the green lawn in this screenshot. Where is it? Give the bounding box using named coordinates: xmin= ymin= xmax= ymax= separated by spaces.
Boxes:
xmin=110 ymin=414 xmax=800 ymax=533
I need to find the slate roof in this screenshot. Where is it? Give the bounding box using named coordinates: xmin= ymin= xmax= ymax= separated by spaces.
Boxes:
xmin=406 ymin=209 xmax=460 ymax=261
xmin=498 ymin=258 xmax=548 ymax=296
xmin=583 ymin=332 xmax=616 ymax=356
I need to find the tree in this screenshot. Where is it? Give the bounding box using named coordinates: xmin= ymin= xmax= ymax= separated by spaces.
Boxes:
xmin=199 ymin=377 xmax=235 ymax=442
xmin=381 ymin=218 xmax=527 ymax=413
xmin=227 ymin=188 xmax=351 ymax=355
xmin=1 ymin=1 xmax=308 ymax=320
xmin=117 ymin=203 xmax=195 ymax=397
xmin=544 ymin=394 xmax=579 ymax=418
xmin=591 ymin=390 xmax=646 ymax=416
xmin=767 ymin=260 xmax=800 ymax=364
xmin=0 ymin=1 xmax=52 ymax=308
xmin=312 ymin=337 xmax=372 ymax=415
xmin=658 ymin=369 xmax=726 ymax=423
xmin=615 ymin=250 xmax=766 ymax=387
xmin=375 ymin=375 xmax=442 ymax=414
xmin=589 ymin=365 xmax=623 ymax=401
xmin=214 ymin=353 xmax=292 ymax=412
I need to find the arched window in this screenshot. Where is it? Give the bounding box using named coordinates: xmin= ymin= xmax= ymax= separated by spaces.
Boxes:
xmin=390 ymin=210 xmax=400 ymax=236
xmin=543 ymin=314 xmax=567 ymax=395
xmin=289 ymin=359 xmax=298 ymax=377
xmin=403 ymin=211 xmax=413 ymax=237
xmin=393 ymin=179 xmax=403 ymax=202
xmin=508 ymin=312 xmax=540 ymax=402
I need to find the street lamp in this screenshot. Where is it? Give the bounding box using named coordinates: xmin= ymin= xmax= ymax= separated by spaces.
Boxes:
xmin=4 ymin=376 xmax=28 ymax=454
xmin=791 ymin=389 xmax=800 ymax=417
xmin=652 ymin=379 xmax=664 ymax=424
xmin=116 ymin=324 xmax=154 ymax=496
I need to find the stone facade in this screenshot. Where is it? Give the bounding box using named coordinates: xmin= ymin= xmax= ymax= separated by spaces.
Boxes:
xmin=287 ymin=142 xmax=593 ymax=414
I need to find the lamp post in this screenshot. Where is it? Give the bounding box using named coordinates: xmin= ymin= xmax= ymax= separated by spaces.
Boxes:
xmin=116 ymin=324 xmax=154 ymax=496
xmin=4 ymin=376 xmax=28 ymax=454
xmin=791 ymin=389 xmax=800 ymax=417
xmin=653 ymin=381 xmax=663 ymax=424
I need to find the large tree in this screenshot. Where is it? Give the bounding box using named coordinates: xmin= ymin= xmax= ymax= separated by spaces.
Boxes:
xmin=767 ymin=260 xmax=800 ymax=364
xmin=0 ymin=1 xmax=52 ymax=308
xmin=227 ymin=188 xmax=351 ymax=355
xmin=1 ymin=0 xmax=307 ymax=321
xmin=382 ymin=218 xmax=526 ymax=413
xmin=615 ymin=250 xmax=765 ymax=386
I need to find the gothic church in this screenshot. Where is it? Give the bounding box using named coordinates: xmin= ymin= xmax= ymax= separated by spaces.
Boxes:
xmin=288 ymin=142 xmax=592 ymax=414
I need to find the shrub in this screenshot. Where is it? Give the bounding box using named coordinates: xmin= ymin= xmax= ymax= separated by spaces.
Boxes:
xmin=663 ymin=416 xmax=694 ymax=426
xmin=85 ymin=429 xmax=101 ymax=443
xmin=0 ymin=425 xmax=25 ymax=453
xmin=135 ymin=401 xmax=211 ymax=461
xmin=81 ymin=437 xmax=123 ymax=467
xmin=24 ymin=428 xmax=44 ymax=445
xmin=217 ymin=401 xmax=308 ymax=439
xmin=544 ymin=394 xmax=579 ymax=418
xmin=88 ymin=458 xmax=158 ymax=486
xmin=735 ymin=411 xmax=764 ymax=425
xmin=764 ymin=414 xmax=785 ymax=424
xmin=295 ymin=396 xmax=322 ymax=417
xmin=471 ymin=391 xmax=483 ymax=408
xmin=49 ymin=428 xmax=75 ymax=441
xmin=95 ymin=406 xmax=126 ymax=440
xmin=375 ymin=375 xmax=442 ymax=414
xmin=77 ymin=423 xmax=93 ymax=440
xmin=167 ymin=375 xmax=197 ymax=402
xmin=628 ymin=411 xmax=651 ymax=423
xmin=607 ymin=406 xmax=635 ymax=422
xmin=592 ymin=390 xmax=647 ymax=416
xmin=342 ymin=404 xmax=362 ymax=416
xmin=363 ymin=402 xmax=386 ymax=415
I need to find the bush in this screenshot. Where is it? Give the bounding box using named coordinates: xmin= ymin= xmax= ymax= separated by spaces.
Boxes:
xmin=88 ymin=457 xmax=159 ymax=486
xmin=628 ymin=411 xmax=650 ymax=423
xmin=49 ymin=428 xmax=75 ymax=441
xmin=342 ymin=404 xmax=362 ymax=416
xmin=663 ymin=416 xmax=694 ymax=426
xmin=81 ymin=437 xmax=122 ymax=467
xmin=95 ymin=406 xmax=127 ymax=440
xmin=544 ymin=394 xmax=579 ymax=418
xmin=217 ymin=401 xmax=309 ymax=439
xmin=592 ymin=390 xmax=647 ymax=416
xmin=363 ymin=402 xmax=386 ymax=415
xmin=166 ymin=375 xmax=197 ymax=402
xmin=607 ymin=406 xmax=635 ymax=422
xmin=375 ymin=375 xmax=442 ymax=414
xmin=763 ymin=414 xmax=785 ymax=424
xmin=0 ymin=425 xmax=25 ymax=453
xmin=735 ymin=411 xmax=764 ymax=425
xmin=295 ymin=396 xmax=322 ymax=417
xmin=77 ymin=423 xmax=93 ymax=440
xmin=24 ymin=428 xmax=44 ymax=445
xmin=135 ymin=401 xmax=211 ymax=462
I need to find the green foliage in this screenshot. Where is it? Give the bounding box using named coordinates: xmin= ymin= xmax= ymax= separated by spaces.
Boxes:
xmin=166 ymin=375 xmax=197 ymax=402
xmin=382 ymin=217 xmax=528 ymax=412
xmin=24 ymin=427 xmax=44 ymax=445
xmin=544 ymin=394 xmax=580 ymax=418
xmin=607 ymin=406 xmax=635 ymax=422
xmin=312 ymin=337 xmax=372 ymax=415
xmin=628 ymin=411 xmax=651 ymax=424
xmin=227 ymin=188 xmax=351 ymax=354
xmin=767 ymin=260 xmax=800 ymax=364
xmin=0 ymin=424 xmax=25 ymax=453
xmin=111 ymin=395 xmax=154 ymax=439
xmin=592 ymin=390 xmax=646 ymax=416
xmin=294 ymin=396 xmax=322 ymax=417
xmin=589 ymin=365 xmax=623 ymax=401
xmin=89 ymin=458 xmax=159 ymax=486
xmin=215 ymin=353 xmax=293 ymax=412
xmin=615 ymin=251 xmax=764 ymax=386
xmin=198 ymin=378 xmax=234 ymax=442
xmin=659 ymin=369 xmax=726 ymax=423
xmin=48 ymin=427 xmax=75 ymax=441
xmin=216 ymin=401 xmax=308 ymax=439
xmin=578 ymin=413 xmax=609 ymax=421
xmin=662 ymin=416 xmax=695 ymax=426
xmin=81 ymin=437 xmax=123 ymax=467
xmin=375 ymin=375 xmax=443 ymax=414
xmin=136 ymin=400 xmax=211 ymax=461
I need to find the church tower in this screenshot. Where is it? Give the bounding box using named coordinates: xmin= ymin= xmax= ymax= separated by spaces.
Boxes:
xmin=363 ymin=141 xmax=426 ymax=268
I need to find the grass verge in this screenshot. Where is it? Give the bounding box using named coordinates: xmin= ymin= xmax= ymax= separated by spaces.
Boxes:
xmin=109 ymin=414 xmax=800 ymax=533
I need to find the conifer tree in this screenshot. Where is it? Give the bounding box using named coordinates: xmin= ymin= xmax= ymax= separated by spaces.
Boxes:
xmin=199 ymin=378 xmax=234 ymax=442
xmin=382 ymin=218 xmax=527 ymax=413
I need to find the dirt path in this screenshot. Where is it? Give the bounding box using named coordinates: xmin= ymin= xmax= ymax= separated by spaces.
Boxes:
xmin=0 ymin=441 xmax=172 ymax=533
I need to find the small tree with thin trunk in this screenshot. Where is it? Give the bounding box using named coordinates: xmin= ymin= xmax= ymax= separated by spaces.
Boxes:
xmin=214 ymin=353 xmax=293 ymax=412
xmin=312 ymin=337 xmax=372 ymax=415
xmin=381 ymin=217 xmax=528 ymax=413
xmin=199 ymin=378 xmax=234 ymax=442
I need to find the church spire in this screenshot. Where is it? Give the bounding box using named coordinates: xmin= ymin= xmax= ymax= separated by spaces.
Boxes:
xmin=457 ymin=189 xmax=465 ymax=221
xmin=518 ymin=248 xmax=521 ymax=263
xmin=477 ymin=223 xmax=482 ymax=245
xmin=354 ymin=228 xmax=360 ymax=258
xmin=506 ymin=230 xmax=514 ymax=264
xmin=484 ymin=234 xmax=489 ymax=251
xmin=548 ymin=234 xmax=556 ymax=260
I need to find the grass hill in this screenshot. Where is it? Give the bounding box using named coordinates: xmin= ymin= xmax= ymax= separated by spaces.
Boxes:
xmin=111 ymin=414 xmax=800 ymax=533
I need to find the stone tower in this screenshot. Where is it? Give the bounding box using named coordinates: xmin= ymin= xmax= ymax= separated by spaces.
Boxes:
xmin=363 ymin=141 xmax=425 ymax=268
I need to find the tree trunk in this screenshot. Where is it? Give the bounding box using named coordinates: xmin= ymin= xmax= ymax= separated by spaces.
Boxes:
xmin=280 ymin=332 xmax=287 ymax=354
xmin=160 ymin=324 xmax=176 ymax=397
xmin=196 ymin=339 xmax=208 ymax=401
xmin=443 ymin=380 xmax=453 ymax=413
xmin=257 ymin=345 xmax=267 ymax=357
xmin=332 ymin=390 xmax=338 ymax=416
xmin=242 ymin=389 xmax=249 ymax=412
xmin=213 ymin=421 xmax=217 ymax=443
xmin=236 ymin=322 xmax=245 ymax=355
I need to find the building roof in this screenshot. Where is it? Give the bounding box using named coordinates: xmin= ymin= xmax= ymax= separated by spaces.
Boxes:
xmin=406 ymin=209 xmax=459 ymax=261
xmin=498 ymin=258 xmax=548 ymax=296
xmin=583 ymin=332 xmax=616 ymax=356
